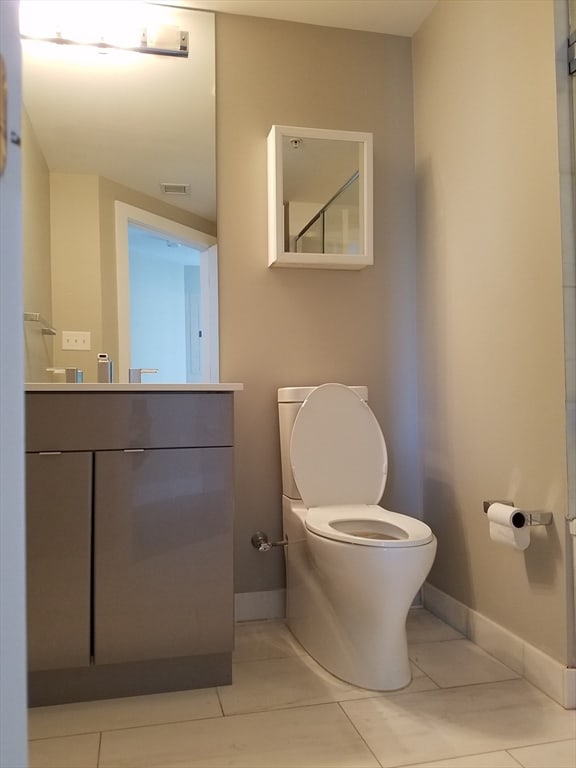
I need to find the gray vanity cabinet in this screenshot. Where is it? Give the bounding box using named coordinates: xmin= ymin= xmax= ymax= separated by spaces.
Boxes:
xmin=94 ymin=447 xmax=233 ymax=665
xmin=26 ymin=451 xmax=92 ymax=671
xmin=26 ymin=390 xmax=236 ymax=705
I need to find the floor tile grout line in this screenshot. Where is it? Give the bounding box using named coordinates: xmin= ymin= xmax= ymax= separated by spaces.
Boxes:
xmin=28 ymin=694 xmax=410 ymax=743
xmin=39 ymin=689 xmax=473 ymax=744
xmin=509 ymin=735 xmax=576 ymax=749
xmin=31 ymin=699 xmax=381 ymax=742
xmin=28 ymin=711 xmax=227 ymax=741
xmin=408 ymin=635 xmax=523 ymax=680
xmin=395 ymin=743 xmax=567 ymax=768
xmin=407 ymin=658 xmax=427 ymax=677
xmin=219 ymin=674 xmax=539 ymax=720
xmin=219 ymin=696 xmax=392 ymax=719
xmin=335 ymin=700 xmax=385 ymax=768
xmin=216 ymin=679 xmax=459 ymax=718
xmin=32 ymin=714 xmax=576 ymax=768
xmin=215 ymin=686 xmax=225 ymax=717
xmin=96 ymin=731 xmax=102 ymax=768
xmin=217 ymin=681 xmax=468 ymax=719
xmin=407 ymin=671 xmax=521 ymax=690
xmin=29 ymin=730 xmax=101 ymax=742
xmin=346 ymin=738 xmax=576 ymax=768
xmin=29 ymin=673 xmax=564 ymax=748
xmin=191 ymin=672 xmax=576 ymax=720
xmin=29 ymin=676 xmax=547 ymax=742
xmin=504 ymin=747 xmax=527 ymax=768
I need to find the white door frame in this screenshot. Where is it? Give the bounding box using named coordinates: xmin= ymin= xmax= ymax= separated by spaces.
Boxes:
xmin=201 ymin=243 xmax=219 ymax=383
xmin=0 ymin=1 xmax=28 ymax=765
xmin=115 ymin=202 xmax=218 ymax=383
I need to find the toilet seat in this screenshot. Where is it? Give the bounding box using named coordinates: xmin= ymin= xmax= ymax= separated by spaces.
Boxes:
xmin=305 ymin=505 xmax=434 ymax=548
xmin=290 ymin=383 xmax=388 ymax=508
xmin=291 ymin=383 xmax=433 ymax=549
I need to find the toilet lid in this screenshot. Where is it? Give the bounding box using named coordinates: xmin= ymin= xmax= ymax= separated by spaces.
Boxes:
xmin=290 ymin=383 xmax=388 ymax=508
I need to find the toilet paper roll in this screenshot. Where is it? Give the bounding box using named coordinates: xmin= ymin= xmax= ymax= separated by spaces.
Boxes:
xmin=487 ymin=503 xmax=530 ymax=551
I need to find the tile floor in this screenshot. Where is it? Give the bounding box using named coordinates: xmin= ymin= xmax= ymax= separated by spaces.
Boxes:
xmin=28 ymin=609 xmax=576 ymax=768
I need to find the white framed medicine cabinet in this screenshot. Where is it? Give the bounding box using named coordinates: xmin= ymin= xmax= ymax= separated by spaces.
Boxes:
xmin=267 ymin=125 xmax=373 ymax=269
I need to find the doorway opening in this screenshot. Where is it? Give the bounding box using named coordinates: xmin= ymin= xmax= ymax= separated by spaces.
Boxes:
xmin=115 ymin=202 xmax=218 ymax=383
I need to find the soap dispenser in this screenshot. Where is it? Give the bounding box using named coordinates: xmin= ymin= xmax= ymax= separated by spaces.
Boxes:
xmin=97 ymin=353 xmax=113 ymax=383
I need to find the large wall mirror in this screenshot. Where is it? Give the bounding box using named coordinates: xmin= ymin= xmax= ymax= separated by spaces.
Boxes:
xmin=267 ymin=125 xmax=373 ymax=270
xmin=21 ymin=1 xmax=217 ymax=383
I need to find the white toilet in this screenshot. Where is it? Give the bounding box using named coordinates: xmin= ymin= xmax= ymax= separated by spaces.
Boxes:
xmin=278 ymin=383 xmax=437 ymax=691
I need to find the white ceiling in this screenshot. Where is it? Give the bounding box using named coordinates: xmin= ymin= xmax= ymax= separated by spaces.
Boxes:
xmin=184 ymin=0 xmax=437 ymax=37
xmin=22 ymin=1 xmax=437 ymax=224
xmin=181 ymin=0 xmax=437 ymax=37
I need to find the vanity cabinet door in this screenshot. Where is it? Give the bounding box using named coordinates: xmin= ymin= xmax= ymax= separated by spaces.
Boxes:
xmin=93 ymin=447 xmax=233 ymax=665
xmin=26 ymin=452 xmax=92 ymax=671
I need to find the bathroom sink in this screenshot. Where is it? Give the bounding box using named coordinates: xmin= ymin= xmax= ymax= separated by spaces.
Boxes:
xmin=26 ymin=383 xmax=243 ymax=392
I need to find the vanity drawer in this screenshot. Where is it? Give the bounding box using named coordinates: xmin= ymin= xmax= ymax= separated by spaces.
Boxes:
xmin=26 ymin=392 xmax=233 ymax=452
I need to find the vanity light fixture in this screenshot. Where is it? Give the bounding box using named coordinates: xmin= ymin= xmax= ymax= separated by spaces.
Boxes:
xmin=20 ymin=29 xmax=189 ymax=58
xmin=20 ymin=1 xmax=189 ymax=58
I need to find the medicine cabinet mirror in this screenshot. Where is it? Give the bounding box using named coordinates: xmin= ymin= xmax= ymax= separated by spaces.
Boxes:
xmin=267 ymin=125 xmax=373 ymax=269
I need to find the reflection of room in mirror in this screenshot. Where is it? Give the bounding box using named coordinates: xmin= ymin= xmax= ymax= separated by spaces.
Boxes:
xmin=128 ymin=223 xmax=202 ymax=384
xmin=20 ymin=3 xmax=217 ymax=382
xmin=115 ymin=202 xmax=218 ymax=384
xmin=282 ymin=136 xmax=361 ymax=254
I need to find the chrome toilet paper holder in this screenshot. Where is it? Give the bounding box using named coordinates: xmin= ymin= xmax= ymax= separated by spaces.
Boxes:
xmin=483 ymin=500 xmax=552 ymax=527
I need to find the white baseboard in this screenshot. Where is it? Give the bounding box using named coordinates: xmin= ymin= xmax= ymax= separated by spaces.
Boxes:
xmin=234 ymin=589 xmax=286 ymax=622
xmin=423 ymin=582 xmax=575 ymax=709
xmin=422 ymin=582 xmax=468 ymax=635
xmin=234 ymin=588 xmax=421 ymax=619
xmin=564 ymin=667 xmax=576 ymax=710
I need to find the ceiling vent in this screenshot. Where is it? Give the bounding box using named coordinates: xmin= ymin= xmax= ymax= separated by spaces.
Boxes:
xmin=160 ymin=183 xmax=190 ymax=195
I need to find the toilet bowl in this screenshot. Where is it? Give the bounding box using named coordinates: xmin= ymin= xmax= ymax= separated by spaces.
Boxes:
xmin=278 ymin=383 xmax=436 ymax=690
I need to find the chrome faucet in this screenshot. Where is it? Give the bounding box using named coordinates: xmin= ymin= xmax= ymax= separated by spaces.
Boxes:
xmin=46 ymin=367 xmax=83 ymax=383
xmin=128 ymin=368 xmax=159 ymax=383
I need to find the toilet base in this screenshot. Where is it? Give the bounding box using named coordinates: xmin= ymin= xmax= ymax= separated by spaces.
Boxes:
xmin=283 ymin=496 xmax=436 ymax=691
xmin=287 ymin=615 xmax=413 ymax=691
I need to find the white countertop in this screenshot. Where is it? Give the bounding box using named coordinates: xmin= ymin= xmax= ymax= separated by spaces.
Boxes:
xmin=26 ymin=383 xmax=244 ymax=392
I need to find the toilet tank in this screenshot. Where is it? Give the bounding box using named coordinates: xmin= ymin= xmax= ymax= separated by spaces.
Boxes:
xmin=277 ymin=385 xmax=368 ymax=500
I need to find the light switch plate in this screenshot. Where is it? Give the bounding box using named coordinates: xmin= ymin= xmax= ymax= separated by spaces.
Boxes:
xmin=62 ymin=331 xmax=91 ymax=350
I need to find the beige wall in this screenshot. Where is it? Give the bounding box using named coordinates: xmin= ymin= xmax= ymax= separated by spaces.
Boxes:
xmin=216 ymin=15 xmax=420 ymax=593
xmin=22 ymin=109 xmax=53 ymax=381
xmin=413 ymin=0 xmax=568 ymax=661
xmin=50 ymin=174 xmax=103 ymax=381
